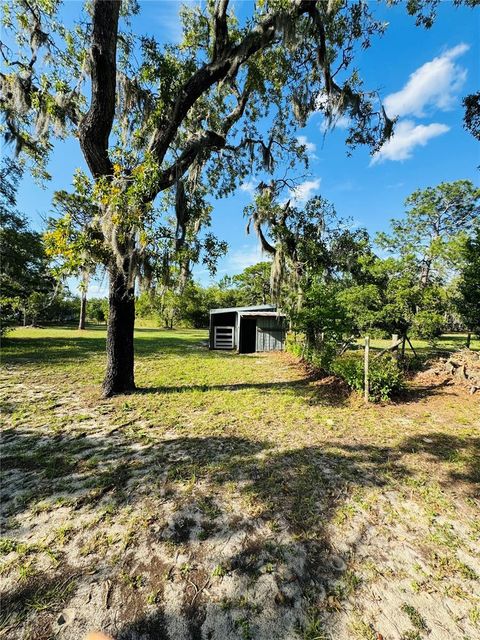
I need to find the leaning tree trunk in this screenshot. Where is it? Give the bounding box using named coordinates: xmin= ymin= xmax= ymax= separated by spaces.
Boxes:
xmin=103 ymin=266 xmax=136 ymax=397
xmin=78 ymin=291 xmax=87 ymax=330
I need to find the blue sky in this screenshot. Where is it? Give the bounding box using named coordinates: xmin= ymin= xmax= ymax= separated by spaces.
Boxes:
xmin=13 ymin=0 xmax=480 ymax=295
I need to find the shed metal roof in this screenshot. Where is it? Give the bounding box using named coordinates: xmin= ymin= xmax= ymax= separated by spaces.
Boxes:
xmin=239 ymin=311 xmax=286 ymax=317
xmin=210 ymin=304 xmax=276 ymax=315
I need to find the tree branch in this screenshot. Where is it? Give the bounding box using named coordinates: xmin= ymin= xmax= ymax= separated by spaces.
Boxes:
xmin=148 ymin=0 xmax=314 ymax=169
xmin=154 ymin=129 xmax=227 ymax=193
xmin=254 ymin=216 xmax=276 ymax=255
xmin=213 ymin=0 xmax=229 ymax=60
xmin=147 ymin=79 xmax=252 ymax=200
xmin=78 ymin=0 xmax=120 ymax=178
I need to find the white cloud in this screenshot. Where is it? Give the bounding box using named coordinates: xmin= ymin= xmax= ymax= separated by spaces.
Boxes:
xmin=228 ymin=244 xmax=268 ymax=272
xmin=372 ymin=120 xmax=449 ymax=164
xmin=384 ymin=43 xmax=469 ymax=118
xmin=289 ymin=178 xmax=321 ymax=204
xmin=331 ymin=179 xmax=359 ymax=193
xmin=319 ymin=114 xmax=351 ymax=133
xmin=297 ymin=135 xmax=318 ymax=158
xmin=239 ymin=180 xmax=257 ymax=197
xmin=88 ymin=282 xmax=109 ymax=298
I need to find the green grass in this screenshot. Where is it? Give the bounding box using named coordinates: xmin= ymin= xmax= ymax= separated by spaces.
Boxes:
xmin=356 ymin=332 xmax=480 ymax=354
xmin=1 ymin=325 xmax=479 ymax=640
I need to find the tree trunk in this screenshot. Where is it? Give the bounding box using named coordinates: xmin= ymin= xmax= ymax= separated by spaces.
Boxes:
xmin=420 ymin=255 xmax=434 ymax=288
xmin=78 ymin=291 xmax=87 ymax=330
xmin=103 ymin=266 xmax=135 ymax=397
xmin=466 ymin=332 xmax=471 ymax=349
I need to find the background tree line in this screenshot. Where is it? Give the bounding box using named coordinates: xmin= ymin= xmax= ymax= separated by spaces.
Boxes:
xmin=3 ymin=150 xmax=478 ymax=354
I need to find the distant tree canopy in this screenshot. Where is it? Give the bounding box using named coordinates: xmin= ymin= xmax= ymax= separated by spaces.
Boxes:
xmin=132 ymin=177 xmax=479 ymax=351
xmin=456 ymin=226 xmax=480 ymax=341
xmin=376 ymin=181 xmax=480 ymax=287
xmin=87 ymin=298 xmax=109 ymax=325
xmin=0 ymin=159 xmax=56 ymax=331
xmin=237 ymin=180 xmax=480 ymax=356
xmin=232 ymin=262 xmax=272 ymax=306
xmin=463 ymin=91 xmax=480 ymax=141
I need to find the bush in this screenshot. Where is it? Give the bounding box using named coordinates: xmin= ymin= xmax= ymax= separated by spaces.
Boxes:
xmin=368 ymin=355 xmax=404 ymax=401
xmin=87 ymin=298 xmax=108 ymax=324
xmin=331 ymin=353 xmax=404 ymax=402
xmin=286 ymin=331 xmax=346 ymax=372
xmin=285 ymin=333 xmax=303 ymax=358
xmin=331 ymin=354 xmax=364 ymax=392
xmin=307 ymin=335 xmax=341 ymax=372
xmin=287 ymin=331 xmax=404 ymax=402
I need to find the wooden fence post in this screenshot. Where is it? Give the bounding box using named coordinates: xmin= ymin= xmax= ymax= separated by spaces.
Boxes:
xmin=392 ymin=333 xmax=399 ymax=361
xmin=364 ymin=336 xmax=370 ymax=403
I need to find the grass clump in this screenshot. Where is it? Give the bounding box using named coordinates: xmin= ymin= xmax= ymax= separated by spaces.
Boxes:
xmin=400 ymin=632 xmax=422 ymax=640
xmin=348 ymin=617 xmax=377 ymax=639
xmin=303 ymin=615 xmax=329 ymax=640
xmin=0 ymin=538 xmax=18 ymax=555
xmin=401 ymin=603 xmax=429 ymax=632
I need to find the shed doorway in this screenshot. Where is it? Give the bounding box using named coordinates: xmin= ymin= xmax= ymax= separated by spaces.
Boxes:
xmin=239 ymin=318 xmax=257 ymax=353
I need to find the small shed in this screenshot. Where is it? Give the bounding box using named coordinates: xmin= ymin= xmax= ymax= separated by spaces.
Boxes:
xmin=209 ymin=304 xmax=286 ymax=353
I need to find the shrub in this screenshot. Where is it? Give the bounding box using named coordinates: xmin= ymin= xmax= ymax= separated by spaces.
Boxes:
xmin=286 ymin=332 xmax=345 ymax=372
xmin=331 ymin=354 xmax=364 ymax=392
xmin=308 ymin=334 xmax=341 ymax=372
xmin=331 ymin=353 xmax=404 ymax=402
xmin=285 ymin=333 xmax=303 ymax=358
xmin=368 ymin=355 xmax=404 ymax=401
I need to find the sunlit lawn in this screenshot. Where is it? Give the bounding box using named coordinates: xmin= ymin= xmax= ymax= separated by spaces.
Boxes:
xmin=358 ymin=332 xmax=480 ymax=354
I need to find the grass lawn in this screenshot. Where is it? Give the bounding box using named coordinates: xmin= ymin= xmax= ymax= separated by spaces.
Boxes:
xmin=357 ymin=333 xmax=480 ymax=355
xmin=1 ymin=326 xmax=479 ymax=640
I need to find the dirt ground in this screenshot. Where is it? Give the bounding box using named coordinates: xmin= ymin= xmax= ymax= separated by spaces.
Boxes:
xmin=1 ymin=328 xmax=479 ymax=640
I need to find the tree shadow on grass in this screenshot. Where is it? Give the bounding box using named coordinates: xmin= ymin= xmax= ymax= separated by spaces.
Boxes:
xmin=2 ymin=431 xmax=401 ymax=638
xmin=138 ymin=370 xmax=350 ymax=407
xmin=2 ymin=426 xmax=478 ymax=639
xmin=395 ymin=378 xmax=455 ymax=403
xmin=111 ymin=440 xmax=411 ymax=640
xmin=400 ymin=432 xmax=480 ymax=491
xmin=0 ymin=432 xmax=267 ymax=524
xmin=1 ymin=333 xmax=209 ymax=366
xmin=138 ymin=380 xmax=349 ymax=408
xmin=0 ymin=570 xmax=78 ymax=639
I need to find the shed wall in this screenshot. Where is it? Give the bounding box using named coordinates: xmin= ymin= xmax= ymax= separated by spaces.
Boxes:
xmin=255 ymin=317 xmax=285 ymax=352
